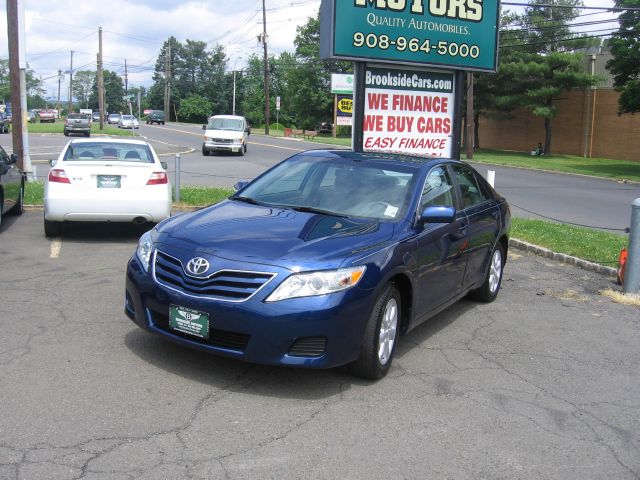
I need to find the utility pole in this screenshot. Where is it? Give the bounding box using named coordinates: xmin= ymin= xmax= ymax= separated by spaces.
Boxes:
xmin=164 ymin=43 xmax=171 ymax=119
xmin=67 ymin=50 xmax=74 ymax=114
xmin=98 ymin=27 xmax=105 ymax=129
xmin=262 ymin=0 xmax=270 ymax=135
xmin=7 ymin=0 xmax=29 ymax=174
xmin=56 ymin=69 xmax=62 ymax=112
xmin=124 ymin=58 xmax=128 ymax=96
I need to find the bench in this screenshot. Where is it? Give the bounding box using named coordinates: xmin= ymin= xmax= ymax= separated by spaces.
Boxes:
xmin=303 ymin=130 xmax=318 ymax=140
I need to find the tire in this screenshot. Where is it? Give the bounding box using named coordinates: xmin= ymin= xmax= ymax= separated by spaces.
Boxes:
xmin=468 ymin=242 xmax=505 ymax=303
xmin=244 ymin=143 xmax=247 ymax=154
xmin=238 ymin=144 xmax=245 ymax=156
xmin=85 ymin=131 xmax=91 ymax=137
xmin=44 ymin=219 xmax=63 ymax=237
xmin=12 ymin=181 xmax=24 ymax=216
xmin=349 ymin=283 xmax=401 ymax=380
xmin=63 ymin=129 xmax=69 ymax=136
xmin=202 ymin=145 xmax=209 ymax=156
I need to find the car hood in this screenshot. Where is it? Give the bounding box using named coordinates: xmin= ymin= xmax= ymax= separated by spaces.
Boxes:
xmin=155 ymin=200 xmax=395 ymax=271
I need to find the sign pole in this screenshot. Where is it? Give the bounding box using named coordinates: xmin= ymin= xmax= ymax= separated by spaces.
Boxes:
xmin=333 ymin=94 xmax=337 ymax=138
xmin=452 ymin=70 xmax=465 ymax=161
xmin=352 ymin=62 xmax=365 ymax=153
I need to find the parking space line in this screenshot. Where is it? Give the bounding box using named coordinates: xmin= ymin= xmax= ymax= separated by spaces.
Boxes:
xmin=50 ymin=239 xmax=62 ymax=258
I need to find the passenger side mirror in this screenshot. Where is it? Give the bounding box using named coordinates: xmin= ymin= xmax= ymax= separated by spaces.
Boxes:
xmin=233 ymin=181 xmax=249 ymax=192
xmin=419 ymin=206 xmax=456 ymax=226
xmin=246 ymin=127 xmax=251 ymax=135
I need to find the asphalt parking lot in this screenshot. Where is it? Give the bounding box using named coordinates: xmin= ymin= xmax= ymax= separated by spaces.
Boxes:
xmin=1 ymin=210 xmax=638 ymax=479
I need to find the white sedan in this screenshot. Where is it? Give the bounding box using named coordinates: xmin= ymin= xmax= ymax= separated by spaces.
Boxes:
xmin=44 ymin=138 xmax=172 ymax=236
xmin=118 ymin=115 xmax=139 ymax=129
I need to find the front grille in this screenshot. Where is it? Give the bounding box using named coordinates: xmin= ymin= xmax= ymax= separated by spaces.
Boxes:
xmin=150 ymin=309 xmax=250 ymax=351
xmin=288 ymin=337 xmax=327 ymax=357
xmin=154 ymin=250 xmax=275 ymax=302
xmin=210 ymin=138 xmax=233 ymax=144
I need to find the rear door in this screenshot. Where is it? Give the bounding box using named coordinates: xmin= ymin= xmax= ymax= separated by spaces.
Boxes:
xmin=450 ymin=164 xmax=501 ymax=289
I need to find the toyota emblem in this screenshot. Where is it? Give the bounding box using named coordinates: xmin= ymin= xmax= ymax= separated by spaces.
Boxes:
xmin=186 ymin=257 xmax=210 ymax=275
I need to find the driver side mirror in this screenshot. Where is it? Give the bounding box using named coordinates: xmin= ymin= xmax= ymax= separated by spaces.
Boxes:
xmin=9 ymin=153 xmax=18 ymax=165
xmin=418 ymin=206 xmax=456 ymax=226
xmin=233 ymin=181 xmax=249 ymax=192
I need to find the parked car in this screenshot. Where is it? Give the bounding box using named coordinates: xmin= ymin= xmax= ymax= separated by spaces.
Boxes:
xmin=0 ymin=112 xmax=10 ymax=133
xmin=107 ymin=113 xmax=121 ymax=124
xmin=318 ymin=122 xmax=333 ymax=134
xmin=118 ymin=115 xmax=139 ymax=129
xmin=37 ymin=109 xmax=56 ymax=123
xmin=146 ymin=110 xmax=166 ymax=125
xmin=28 ymin=109 xmax=38 ymax=123
xmin=0 ymin=145 xmax=25 ymax=228
xmin=92 ymin=111 xmax=101 ymax=122
xmin=44 ymin=138 xmax=172 ymax=236
xmin=64 ymin=113 xmax=91 ymax=137
xmin=202 ymin=114 xmax=249 ymax=156
xmin=125 ymin=149 xmax=510 ymax=379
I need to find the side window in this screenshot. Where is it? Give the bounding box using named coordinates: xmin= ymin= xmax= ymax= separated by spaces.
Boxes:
xmin=420 ymin=166 xmax=455 ymax=211
xmin=453 ymin=166 xmax=490 ymax=209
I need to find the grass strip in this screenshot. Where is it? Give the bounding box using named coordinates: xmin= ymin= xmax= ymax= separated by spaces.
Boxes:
xmin=511 ymin=218 xmax=627 ymax=267
xmin=28 ymin=121 xmax=129 ymax=136
xmin=471 ymin=149 xmax=640 ymax=183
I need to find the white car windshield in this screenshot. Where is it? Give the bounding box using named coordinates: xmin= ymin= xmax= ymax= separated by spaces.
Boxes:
xmin=207 ymin=118 xmax=244 ymax=131
xmin=63 ymin=142 xmax=154 ymax=163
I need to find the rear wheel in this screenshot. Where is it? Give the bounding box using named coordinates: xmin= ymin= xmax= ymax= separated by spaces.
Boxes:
xmin=349 ymin=283 xmax=401 ymax=380
xmin=13 ymin=182 xmax=24 ymax=216
xmin=468 ymin=243 xmax=505 ymax=303
xmin=44 ymin=219 xmax=63 ymax=237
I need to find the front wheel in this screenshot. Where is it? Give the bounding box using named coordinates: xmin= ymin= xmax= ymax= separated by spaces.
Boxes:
xmin=349 ymin=283 xmax=401 ymax=380
xmin=468 ymin=243 xmax=505 ymax=303
xmin=202 ymin=145 xmax=209 ymax=156
xmin=63 ymin=129 xmax=68 ymax=136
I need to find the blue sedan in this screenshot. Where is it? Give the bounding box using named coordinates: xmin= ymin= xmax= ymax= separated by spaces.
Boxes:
xmin=125 ymin=150 xmax=510 ymax=379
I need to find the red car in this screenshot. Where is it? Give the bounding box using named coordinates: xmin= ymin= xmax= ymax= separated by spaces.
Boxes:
xmin=37 ymin=109 xmax=56 ymax=123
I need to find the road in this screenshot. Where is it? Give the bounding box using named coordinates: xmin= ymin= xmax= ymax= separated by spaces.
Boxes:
xmin=0 ymin=211 xmax=638 ymax=479
xmin=1 ymin=123 xmax=638 ymax=231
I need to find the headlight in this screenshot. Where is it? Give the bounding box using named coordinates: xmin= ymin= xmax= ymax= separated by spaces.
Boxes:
xmin=235 ymin=137 xmax=244 ymax=143
xmin=136 ymin=230 xmax=154 ymax=272
xmin=266 ymin=266 xmax=366 ymax=302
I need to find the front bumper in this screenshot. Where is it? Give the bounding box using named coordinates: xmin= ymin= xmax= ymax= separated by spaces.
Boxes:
xmin=203 ymin=141 xmax=244 ymax=153
xmin=125 ymin=255 xmax=373 ymax=369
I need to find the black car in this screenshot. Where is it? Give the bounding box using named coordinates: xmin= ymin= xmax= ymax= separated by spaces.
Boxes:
xmin=0 ymin=145 xmax=25 ymax=228
xmin=318 ymin=122 xmax=333 ymax=134
xmin=0 ymin=112 xmax=10 ymax=134
xmin=146 ymin=110 xmax=166 ymax=125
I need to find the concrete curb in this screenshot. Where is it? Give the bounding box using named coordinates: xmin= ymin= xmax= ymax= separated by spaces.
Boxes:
xmin=509 ymin=238 xmax=617 ymax=278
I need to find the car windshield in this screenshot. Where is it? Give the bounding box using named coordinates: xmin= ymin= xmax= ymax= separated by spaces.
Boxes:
xmin=207 ymin=118 xmax=244 ymax=131
xmin=235 ymin=155 xmax=416 ymax=221
xmin=63 ymin=142 xmax=154 ymax=163
xmin=122 ymin=115 xmax=134 ymax=121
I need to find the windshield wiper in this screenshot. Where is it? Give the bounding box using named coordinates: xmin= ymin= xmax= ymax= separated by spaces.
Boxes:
xmin=231 ymin=196 xmax=261 ymax=205
xmin=286 ymin=205 xmax=350 ymax=218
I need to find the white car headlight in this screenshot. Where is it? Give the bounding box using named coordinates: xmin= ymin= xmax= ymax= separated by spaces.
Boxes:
xmin=235 ymin=137 xmax=244 ymax=143
xmin=266 ymin=266 xmax=366 ymax=302
xmin=136 ymin=230 xmax=154 ymax=272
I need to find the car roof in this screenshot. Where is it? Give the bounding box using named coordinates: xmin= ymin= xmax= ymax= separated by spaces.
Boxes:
xmin=209 ymin=115 xmax=245 ymax=120
xmin=67 ymin=138 xmax=150 ymax=146
xmin=300 ymin=149 xmax=463 ymax=170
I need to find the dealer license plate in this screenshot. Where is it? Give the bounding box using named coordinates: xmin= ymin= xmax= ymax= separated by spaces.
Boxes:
xmin=169 ymin=305 xmax=210 ymax=339
xmin=97 ymin=175 xmax=121 ymax=188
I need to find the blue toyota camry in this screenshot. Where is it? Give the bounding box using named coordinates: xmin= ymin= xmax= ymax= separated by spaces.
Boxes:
xmin=125 ymin=149 xmax=510 ymax=379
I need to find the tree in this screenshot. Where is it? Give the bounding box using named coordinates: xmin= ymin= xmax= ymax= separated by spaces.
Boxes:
xmin=495 ymin=0 xmax=599 ymax=154
xmin=89 ymin=70 xmax=125 ymax=113
xmin=178 ymin=94 xmax=212 ymax=122
xmin=606 ymin=0 xmax=640 ymax=114
xmin=72 ymin=70 xmax=95 ymax=108
xmin=0 ymin=59 xmax=46 ymax=106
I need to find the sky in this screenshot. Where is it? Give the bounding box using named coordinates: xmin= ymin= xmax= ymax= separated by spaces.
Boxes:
xmin=0 ymin=0 xmax=620 ymax=101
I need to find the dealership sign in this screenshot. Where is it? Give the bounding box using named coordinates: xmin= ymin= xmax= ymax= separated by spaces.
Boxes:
xmin=363 ymin=65 xmax=455 ymax=157
xmin=320 ymin=0 xmax=500 ymax=72
xmin=331 ymin=74 xmax=354 ymax=94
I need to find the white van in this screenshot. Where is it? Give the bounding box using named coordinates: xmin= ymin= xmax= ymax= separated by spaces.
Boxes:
xmin=202 ymin=115 xmax=250 ymax=156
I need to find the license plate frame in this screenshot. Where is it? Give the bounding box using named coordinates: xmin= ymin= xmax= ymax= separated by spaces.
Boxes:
xmin=97 ymin=175 xmax=121 ymax=188
xmin=169 ymin=305 xmax=210 ymax=339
